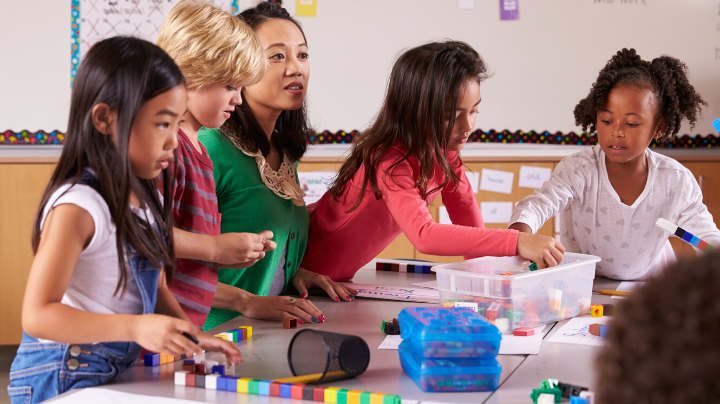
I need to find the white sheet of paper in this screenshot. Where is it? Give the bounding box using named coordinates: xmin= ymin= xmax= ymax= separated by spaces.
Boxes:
xmin=297 ymin=171 xmax=335 ymax=204
xmin=378 ymin=335 xmax=404 ymax=350
xmin=464 ymin=171 xmax=480 ymax=194
xmin=50 ymin=388 xmax=201 ymax=404
xmin=458 ymin=0 xmax=475 ymax=9
xmin=518 ymin=166 xmax=552 ymax=189
xmin=411 ymin=280 xmax=438 ymax=290
xmin=481 ymin=201 xmax=514 ymax=224
xmin=546 ymin=316 xmax=609 ymax=346
xmin=479 ymin=168 xmax=514 ymax=194
xmin=338 ymin=283 xmax=440 ymax=303
xmin=498 ymin=325 xmax=547 ymax=355
xmin=438 ymin=206 xmax=451 ymax=225
xmin=611 ymin=281 xmax=646 ymax=299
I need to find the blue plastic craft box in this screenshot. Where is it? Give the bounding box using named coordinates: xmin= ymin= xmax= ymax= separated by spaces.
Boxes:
xmin=398 ymin=307 xmax=501 ymax=358
xmin=399 ymin=340 xmax=501 ymax=392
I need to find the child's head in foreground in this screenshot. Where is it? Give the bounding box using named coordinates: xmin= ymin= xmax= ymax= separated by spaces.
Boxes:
xmin=574 ymin=48 xmax=706 ymax=165
xmin=596 ymin=251 xmax=720 ymax=403
xmin=156 ymin=0 xmax=265 ymax=129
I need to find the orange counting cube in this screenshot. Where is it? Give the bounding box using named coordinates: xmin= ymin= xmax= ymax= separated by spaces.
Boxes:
xmin=591 ymin=304 xmax=604 ymax=317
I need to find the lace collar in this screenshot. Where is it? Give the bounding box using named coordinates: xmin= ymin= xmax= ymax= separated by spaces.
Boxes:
xmin=236 ymin=143 xmax=306 ymax=206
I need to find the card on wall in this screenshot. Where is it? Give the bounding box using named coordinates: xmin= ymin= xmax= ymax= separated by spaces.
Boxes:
xmin=297 ymin=171 xmax=335 ymax=204
xmin=479 ymin=169 xmax=514 ymax=194
xmin=438 ymin=206 xmax=451 ymax=225
xmin=296 ymin=0 xmax=317 ymax=16
xmin=480 ymin=201 xmax=514 ymax=224
xmin=458 ymin=0 xmax=475 ymax=10
xmin=500 ymin=0 xmax=519 ymax=20
xmin=464 ymin=171 xmax=480 ymax=194
xmin=518 ymin=166 xmax=552 ymax=189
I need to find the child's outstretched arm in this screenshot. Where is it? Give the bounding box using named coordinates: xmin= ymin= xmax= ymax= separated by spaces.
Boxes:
xmin=174 ymin=228 xmax=277 ymax=268
xmin=509 ymin=158 xmax=585 ymax=234
xmin=22 ymin=204 xmax=198 ymax=357
xmin=675 ymin=171 xmax=720 ymax=249
xmin=377 ymin=154 xmax=563 ymax=266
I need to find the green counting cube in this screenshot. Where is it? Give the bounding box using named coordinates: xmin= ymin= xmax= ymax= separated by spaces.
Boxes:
xmin=337 ymin=389 xmax=349 ymax=404
xmin=383 ymin=394 xmax=401 ymax=404
xmin=248 ymin=379 xmax=260 ymax=394
xmin=360 ymin=391 xmax=372 ymax=404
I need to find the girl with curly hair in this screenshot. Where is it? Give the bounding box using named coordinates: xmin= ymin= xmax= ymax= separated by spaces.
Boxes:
xmin=509 ymin=48 xmax=720 ymax=280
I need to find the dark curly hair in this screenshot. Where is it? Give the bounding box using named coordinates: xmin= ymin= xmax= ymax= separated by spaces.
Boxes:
xmin=595 ymin=251 xmax=720 ymax=404
xmin=220 ymin=1 xmax=311 ymax=162
xmin=574 ymin=48 xmax=707 ymax=142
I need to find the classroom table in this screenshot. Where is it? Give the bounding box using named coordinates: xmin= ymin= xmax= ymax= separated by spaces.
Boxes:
xmin=47 ymin=263 xmax=623 ymax=404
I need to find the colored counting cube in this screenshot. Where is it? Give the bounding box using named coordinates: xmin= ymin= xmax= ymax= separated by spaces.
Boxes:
xmin=283 ymin=318 xmax=298 ymax=329
xmin=205 ymin=374 xmax=219 ymax=390
xmin=570 ymin=397 xmax=589 ymax=404
xmin=291 ymin=384 xmax=306 ymax=399
xmin=591 ymin=304 xmax=603 ymax=317
xmin=325 ymin=387 xmax=341 ymax=403
xmin=237 ymin=377 xmax=251 ymax=393
xmin=280 ymin=383 xmax=292 ymax=398
xmin=314 ymin=386 xmax=326 ymax=401
xmin=370 ymin=392 xmax=385 ymax=404
xmin=258 ymin=380 xmax=271 ymax=396
xmin=589 ymin=323 xmax=603 ymax=336
xmin=144 ymin=353 xmax=159 ymax=366
xmin=494 ymin=317 xmax=510 ymax=334
xmin=174 ymin=370 xmax=189 ymax=386
xmin=239 ymin=326 xmax=252 ymax=338
xmin=346 ymin=390 xmax=363 ymax=404
xmin=269 ymin=382 xmax=282 ymax=397
xmin=514 ymin=327 xmax=535 ymax=336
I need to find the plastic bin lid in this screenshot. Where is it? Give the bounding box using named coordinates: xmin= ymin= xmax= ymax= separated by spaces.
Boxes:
xmin=431 ymin=252 xmax=600 ymax=279
xmin=398 ymin=307 xmax=500 ymax=342
xmin=399 ymin=340 xmax=502 ymax=376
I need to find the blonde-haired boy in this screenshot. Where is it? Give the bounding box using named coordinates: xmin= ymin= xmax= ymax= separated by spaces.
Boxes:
xmin=156 ymin=0 xmax=274 ymax=328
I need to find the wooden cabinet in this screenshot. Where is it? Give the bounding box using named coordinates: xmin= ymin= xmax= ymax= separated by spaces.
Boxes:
xmin=0 ymin=164 xmax=56 ymax=345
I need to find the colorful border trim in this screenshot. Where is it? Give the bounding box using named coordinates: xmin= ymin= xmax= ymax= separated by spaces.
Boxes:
xmin=71 ymin=0 xmax=80 ymax=85
xmin=1 ymin=131 xmax=65 ymax=145
xmin=2 ymin=129 xmax=718 ymax=148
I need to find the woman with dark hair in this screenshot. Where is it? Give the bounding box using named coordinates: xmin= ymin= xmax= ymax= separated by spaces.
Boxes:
xmin=300 ymin=41 xmax=564 ymax=282
xmin=199 ymin=2 xmax=355 ymax=330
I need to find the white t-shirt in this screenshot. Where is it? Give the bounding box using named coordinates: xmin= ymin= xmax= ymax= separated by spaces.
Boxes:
xmin=40 ymin=183 xmax=157 ymax=316
xmin=510 ymin=145 xmax=720 ymax=280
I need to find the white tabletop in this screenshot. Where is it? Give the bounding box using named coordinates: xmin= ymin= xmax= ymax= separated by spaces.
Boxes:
xmin=49 ymin=262 xmax=622 ymax=404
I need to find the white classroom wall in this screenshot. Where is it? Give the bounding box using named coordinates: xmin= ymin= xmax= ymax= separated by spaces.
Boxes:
xmin=1 ymin=0 xmax=718 ymax=135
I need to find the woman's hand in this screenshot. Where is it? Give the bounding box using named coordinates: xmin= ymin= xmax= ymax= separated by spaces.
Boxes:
xmin=239 ymin=294 xmax=325 ymax=323
xmin=132 ymin=314 xmax=203 ymax=358
xmin=292 ymin=267 xmax=358 ymax=302
xmin=196 ymin=332 xmax=243 ymax=365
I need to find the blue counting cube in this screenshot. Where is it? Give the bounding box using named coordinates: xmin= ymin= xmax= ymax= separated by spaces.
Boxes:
xmin=144 ymin=353 xmax=159 ymax=366
xmin=570 ymin=397 xmax=589 ymax=404
xmin=211 ymin=365 xmax=225 ymax=376
xmin=712 ymin=118 xmax=720 ymax=134
xmin=280 ymin=383 xmax=292 ymax=398
xmin=599 ymin=325 xmax=608 ymax=337
xmin=258 ymin=380 xmax=272 ymax=396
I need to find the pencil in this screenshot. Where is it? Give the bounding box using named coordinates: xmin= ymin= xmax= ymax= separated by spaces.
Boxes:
xmin=273 ymin=370 xmax=350 ymax=384
xmin=593 ymin=290 xmax=632 ymax=297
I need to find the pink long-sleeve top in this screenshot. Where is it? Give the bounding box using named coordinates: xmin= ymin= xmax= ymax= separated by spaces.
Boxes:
xmin=301 ymin=144 xmax=519 ymax=281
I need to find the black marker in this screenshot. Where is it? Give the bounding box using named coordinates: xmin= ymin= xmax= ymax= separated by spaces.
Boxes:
xmin=182 ymin=332 xmax=199 ymax=344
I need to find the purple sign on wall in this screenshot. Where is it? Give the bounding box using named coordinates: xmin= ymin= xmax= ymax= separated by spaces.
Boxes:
xmin=500 ymin=0 xmax=519 ymax=20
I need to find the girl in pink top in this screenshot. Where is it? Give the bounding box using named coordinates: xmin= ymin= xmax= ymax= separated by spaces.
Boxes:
xmin=301 ymin=41 xmax=565 ymax=282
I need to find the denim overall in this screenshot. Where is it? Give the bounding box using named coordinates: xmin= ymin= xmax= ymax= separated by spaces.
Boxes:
xmin=7 ymin=174 xmax=163 ymax=404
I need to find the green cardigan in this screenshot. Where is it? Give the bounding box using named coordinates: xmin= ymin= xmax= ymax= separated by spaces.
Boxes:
xmin=198 ymin=128 xmax=309 ymax=331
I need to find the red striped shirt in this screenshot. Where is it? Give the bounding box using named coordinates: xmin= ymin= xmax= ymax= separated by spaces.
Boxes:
xmin=164 ymin=129 xmax=221 ymax=327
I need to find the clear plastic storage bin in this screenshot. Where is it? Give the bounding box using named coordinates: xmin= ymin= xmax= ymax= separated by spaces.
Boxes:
xmin=398 ymin=340 xmax=501 ymax=392
xmin=398 ymin=307 xmax=501 ymax=358
xmin=432 ymin=253 xmax=600 ymax=331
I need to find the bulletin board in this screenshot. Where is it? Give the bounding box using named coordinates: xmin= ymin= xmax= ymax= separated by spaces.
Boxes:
xmin=70 ymin=0 xmax=239 ymax=84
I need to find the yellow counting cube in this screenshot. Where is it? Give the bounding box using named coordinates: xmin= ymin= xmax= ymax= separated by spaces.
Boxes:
xmin=324 ymin=387 xmax=341 ymax=403
xmin=239 ymin=326 xmax=252 ymax=338
xmin=215 ymin=333 xmax=228 ymax=341
xmin=346 ymin=390 xmax=363 ymax=404
xmin=370 ymin=392 xmax=386 ymax=404
xmin=237 ymin=377 xmax=252 ymax=393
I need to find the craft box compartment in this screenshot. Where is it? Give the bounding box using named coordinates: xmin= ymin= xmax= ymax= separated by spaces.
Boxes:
xmin=398 ymin=307 xmax=501 ymax=358
xmin=398 ymin=340 xmax=501 ymax=392
xmin=432 ymin=253 xmax=600 ymax=330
